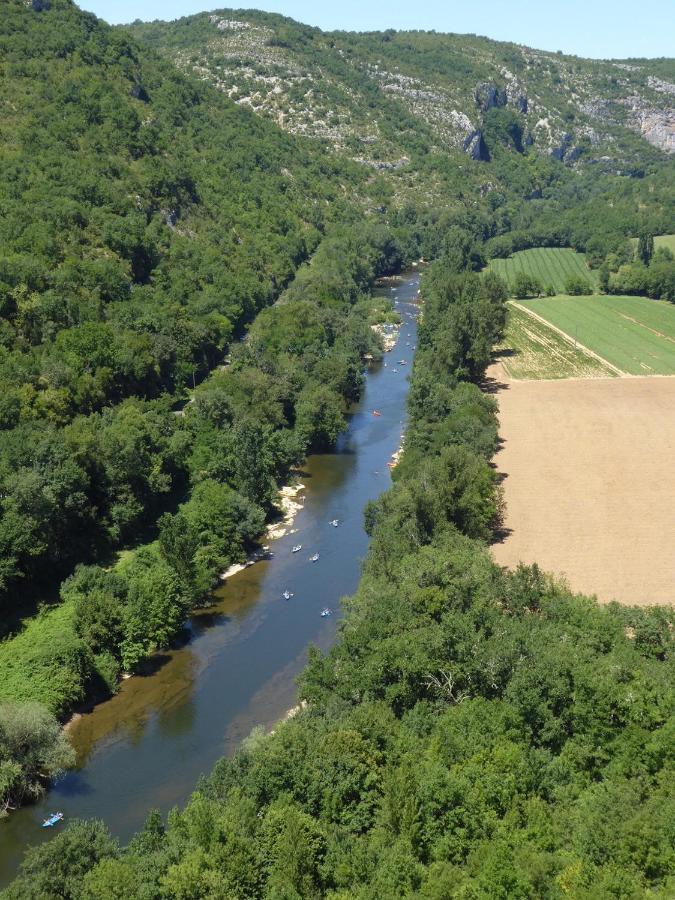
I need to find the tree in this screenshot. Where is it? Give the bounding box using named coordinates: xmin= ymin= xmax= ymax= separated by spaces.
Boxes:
xmin=5 ymin=820 xmax=118 ymax=900
xmin=0 ymin=701 xmax=75 ymax=813
xmin=513 ymin=272 xmax=542 ymax=299
xmin=63 ymin=565 xmax=128 ymax=657
xmin=564 ymin=273 xmax=592 ymax=295
xmin=637 ymin=231 xmax=654 ymax=265
xmin=118 ymin=546 xmax=190 ymax=671
xmin=295 ymin=384 xmax=345 ymax=450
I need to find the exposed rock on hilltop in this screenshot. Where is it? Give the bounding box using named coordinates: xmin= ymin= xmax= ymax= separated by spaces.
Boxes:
xmin=126 ymin=10 xmax=674 ymax=170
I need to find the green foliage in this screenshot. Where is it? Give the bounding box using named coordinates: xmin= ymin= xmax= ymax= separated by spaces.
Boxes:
xmin=117 ymin=545 xmax=190 ymax=671
xmin=0 ymin=701 xmax=74 ymax=814
xmin=16 ymin=247 xmax=672 ymax=898
xmin=3 ymin=1 xmax=675 ymax=887
xmin=606 ymin=253 xmax=675 ymax=301
xmin=0 ymin=604 xmax=95 ymax=717
xmin=0 ymin=0 xmax=385 ymax=619
xmin=295 ymin=385 xmax=345 ymax=450
xmin=4 ymin=820 xmax=118 ymax=900
xmin=637 ymin=230 xmax=655 ymax=265
xmin=564 ymin=273 xmax=593 ymax=295
xmin=64 ymin=566 xmax=127 ymax=657
xmin=514 ymin=271 xmax=542 ymax=298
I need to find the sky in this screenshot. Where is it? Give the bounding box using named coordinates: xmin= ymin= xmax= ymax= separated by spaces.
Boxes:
xmin=79 ymin=0 xmax=673 ymax=60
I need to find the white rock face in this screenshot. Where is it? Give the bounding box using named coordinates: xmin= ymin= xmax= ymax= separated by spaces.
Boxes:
xmin=637 ymin=110 xmax=675 ymax=153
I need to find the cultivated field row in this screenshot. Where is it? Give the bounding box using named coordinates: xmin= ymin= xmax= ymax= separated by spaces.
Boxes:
xmin=488 ymin=247 xmax=598 ymax=294
xmin=493 ymin=305 xmax=617 ymax=380
xmin=519 ymin=295 xmax=675 ymax=376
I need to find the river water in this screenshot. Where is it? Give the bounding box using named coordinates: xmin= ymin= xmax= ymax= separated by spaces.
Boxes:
xmin=0 ymin=271 xmax=420 ymax=887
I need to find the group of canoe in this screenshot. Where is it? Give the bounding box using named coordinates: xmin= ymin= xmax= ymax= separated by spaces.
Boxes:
xmin=283 ymin=519 xmax=340 ymax=617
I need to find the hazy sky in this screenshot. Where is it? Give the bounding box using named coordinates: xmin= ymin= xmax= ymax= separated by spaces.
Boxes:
xmin=79 ymin=0 xmax=673 ymax=60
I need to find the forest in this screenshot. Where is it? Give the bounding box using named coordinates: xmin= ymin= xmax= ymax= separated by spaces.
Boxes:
xmin=0 ymin=0 xmax=674 ymax=893
xmin=6 ymin=249 xmax=673 ymax=899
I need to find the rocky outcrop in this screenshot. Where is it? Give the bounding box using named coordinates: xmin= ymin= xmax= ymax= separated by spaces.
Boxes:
xmin=353 ymin=156 xmax=409 ymax=170
xmin=28 ymin=0 xmax=50 ymax=10
xmin=506 ymin=82 xmax=528 ymax=114
xmin=475 ymin=80 xmax=528 ymax=115
xmin=475 ymin=82 xmax=506 ymax=112
xmin=633 ymin=109 xmax=675 ymax=154
xmin=550 ymin=132 xmax=572 ymax=161
xmin=550 ymin=131 xmax=581 ymax=163
xmin=463 ymin=129 xmax=490 ymax=161
xmin=130 ymin=80 xmax=150 ymax=102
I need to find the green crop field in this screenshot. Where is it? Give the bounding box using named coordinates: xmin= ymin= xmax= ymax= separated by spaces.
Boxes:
xmin=488 ymin=247 xmax=598 ymax=294
xmin=518 ymin=295 xmax=675 ymax=375
xmin=655 ymin=234 xmax=675 ymax=254
xmin=494 ymin=305 xmax=616 ymax=380
xmin=630 ymin=234 xmax=675 ymax=256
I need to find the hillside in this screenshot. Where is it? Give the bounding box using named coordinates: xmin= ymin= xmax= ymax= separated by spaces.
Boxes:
xmin=1 ymin=2 xmax=674 ymax=896
xmin=0 ymin=0 xmax=387 ymax=620
xmin=127 ymin=9 xmax=675 ymax=174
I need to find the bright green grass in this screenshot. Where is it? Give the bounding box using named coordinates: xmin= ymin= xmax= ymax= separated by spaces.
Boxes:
xmin=519 ymin=295 xmax=675 ymax=375
xmin=654 ymin=234 xmax=675 ymax=254
xmin=488 ymin=248 xmax=598 ymax=294
xmin=630 ymin=234 xmax=675 ymax=256
xmin=0 ymin=602 xmax=86 ymax=717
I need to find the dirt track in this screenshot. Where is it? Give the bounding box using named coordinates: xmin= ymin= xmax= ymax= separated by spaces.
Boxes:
xmin=490 ymin=369 xmax=675 ymax=606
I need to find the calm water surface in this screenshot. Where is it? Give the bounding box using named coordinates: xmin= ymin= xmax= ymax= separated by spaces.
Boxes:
xmin=0 ymin=272 xmax=421 ymax=886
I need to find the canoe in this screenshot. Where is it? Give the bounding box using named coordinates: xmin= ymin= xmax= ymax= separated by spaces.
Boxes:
xmin=42 ymin=812 xmax=63 ymax=828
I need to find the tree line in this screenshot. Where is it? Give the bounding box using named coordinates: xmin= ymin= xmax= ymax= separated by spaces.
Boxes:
xmin=7 ymin=248 xmax=671 ymax=898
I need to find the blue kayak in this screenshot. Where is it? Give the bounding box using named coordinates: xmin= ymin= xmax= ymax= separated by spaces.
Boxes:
xmin=42 ymin=812 xmax=63 ymax=828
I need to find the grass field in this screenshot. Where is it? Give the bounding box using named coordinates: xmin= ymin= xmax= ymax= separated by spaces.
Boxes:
xmin=518 ymin=294 xmax=675 ymax=375
xmin=630 ymin=234 xmax=675 ymax=256
xmin=493 ymin=305 xmax=616 ymax=380
xmin=488 ymin=247 xmax=598 ymax=294
xmin=492 ymin=377 xmax=675 ymax=605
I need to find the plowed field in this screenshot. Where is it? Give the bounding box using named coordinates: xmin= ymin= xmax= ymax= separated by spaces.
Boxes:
xmin=491 ymin=374 xmax=675 ymax=606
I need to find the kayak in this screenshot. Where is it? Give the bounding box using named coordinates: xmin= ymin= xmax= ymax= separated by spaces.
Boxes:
xmin=42 ymin=812 xmax=63 ymax=828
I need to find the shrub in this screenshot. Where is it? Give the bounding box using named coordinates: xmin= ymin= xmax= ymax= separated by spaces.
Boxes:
xmin=513 ymin=272 xmax=542 ymax=299
xmin=0 ymin=701 xmax=75 ymax=812
xmin=564 ymin=274 xmax=593 ymax=295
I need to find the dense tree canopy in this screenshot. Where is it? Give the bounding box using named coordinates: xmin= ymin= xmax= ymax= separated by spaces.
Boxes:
xmin=7 ymin=253 xmax=672 ymax=899
xmin=1 ymin=3 xmax=674 ymax=888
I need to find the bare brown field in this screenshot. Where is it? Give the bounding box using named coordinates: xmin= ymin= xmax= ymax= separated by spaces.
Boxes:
xmin=490 ymin=368 xmax=675 ymax=606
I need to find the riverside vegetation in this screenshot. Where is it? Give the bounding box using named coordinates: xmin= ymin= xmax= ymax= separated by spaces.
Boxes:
xmin=0 ymin=0 xmax=416 ymax=813
xmin=0 ymin=0 xmax=674 ymax=893
xmin=6 ymin=254 xmax=674 ymax=899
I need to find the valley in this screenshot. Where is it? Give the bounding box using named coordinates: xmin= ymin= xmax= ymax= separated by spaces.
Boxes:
xmin=0 ymin=2 xmax=673 ymax=897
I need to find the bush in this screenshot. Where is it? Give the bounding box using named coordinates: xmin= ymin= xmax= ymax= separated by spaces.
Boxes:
xmin=0 ymin=701 xmax=75 ymax=812
xmin=564 ymin=273 xmax=593 ymax=295
xmin=513 ymin=272 xmax=542 ymax=299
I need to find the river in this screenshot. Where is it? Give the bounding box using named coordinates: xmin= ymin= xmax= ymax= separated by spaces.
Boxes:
xmin=0 ymin=271 xmax=420 ymax=887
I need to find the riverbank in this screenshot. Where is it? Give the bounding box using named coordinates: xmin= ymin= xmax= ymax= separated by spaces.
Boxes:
xmin=220 ymin=482 xmax=306 ymax=581
xmin=0 ymin=271 xmax=422 ymax=889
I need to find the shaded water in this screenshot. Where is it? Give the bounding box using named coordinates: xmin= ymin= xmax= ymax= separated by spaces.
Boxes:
xmin=0 ymin=272 xmax=421 ymax=886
